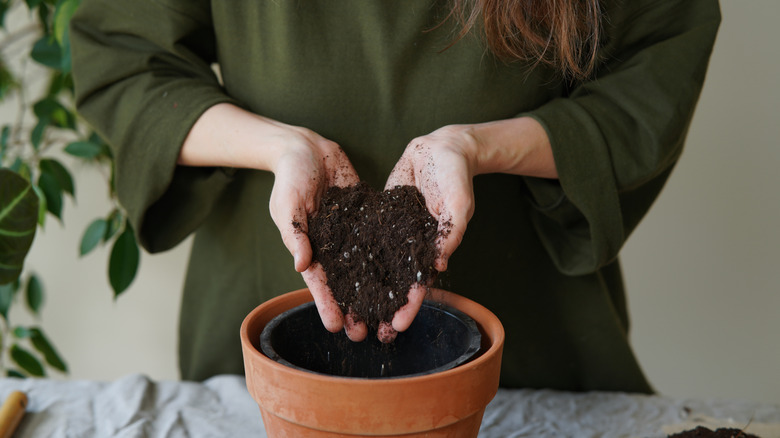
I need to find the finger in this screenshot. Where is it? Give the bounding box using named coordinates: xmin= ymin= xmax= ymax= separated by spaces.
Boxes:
xmin=434 ymin=218 xmax=462 ymax=272
xmin=301 ymin=263 xmax=344 ymax=333
xmin=344 ymin=311 xmax=368 ymax=342
xmin=325 ymin=145 xmax=361 ymax=188
xmin=391 ymin=283 xmax=426 ymax=332
xmin=334 ymin=163 xmax=361 ymax=188
xmin=377 ymin=321 xmax=398 ymax=343
xmin=433 ymin=196 xmax=472 ymax=272
xmin=270 ymin=195 xmax=314 ymax=272
xmin=384 ymin=155 xmax=415 ymax=190
xmin=289 ymin=218 xmax=313 ymax=272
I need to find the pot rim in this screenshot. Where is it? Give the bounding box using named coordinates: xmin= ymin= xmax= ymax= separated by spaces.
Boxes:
xmin=240 ymin=288 xmax=505 ymax=387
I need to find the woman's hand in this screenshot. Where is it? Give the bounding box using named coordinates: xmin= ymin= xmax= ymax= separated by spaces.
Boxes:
xmin=382 ymin=119 xmax=557 ymax=340
xmin=382 ymin=125 xmax=479 ymax=341
xmin=179 ymin=103 xmax=367 ymax=340
xmin=266 ymin=128 xmax=371 ymax=341
xmin=386 ymin=126 xmax=479 ymax=273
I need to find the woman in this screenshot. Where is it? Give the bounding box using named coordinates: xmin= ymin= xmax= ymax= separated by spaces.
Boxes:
xmin=70 ymin=0 xmax=720 ymax=390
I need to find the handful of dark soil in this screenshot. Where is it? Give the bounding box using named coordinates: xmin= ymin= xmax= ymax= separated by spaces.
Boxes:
xmin=307 ymin=182 xmax=440 ymax=331
xmin=668 ymin=426 xmax=759 ymax=437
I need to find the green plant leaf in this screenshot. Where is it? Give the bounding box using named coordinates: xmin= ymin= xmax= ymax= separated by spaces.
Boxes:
xmin=101 ymin=143 xmax=113 ymax=160
xmin=109 ymin=161 xmax=117 ymax=197
xmin=33 ymin=97 xmax=75 ymax=130
xmin=30 ymin=327 xmax=67 ymax=372
xmin=64 ymin=140 xmax=101 ymax=159
xmin=80 ymin=218 xmax=107 ymax=256
xmin=6 ymin=369 xmax=25 ymax=378
xmin=52 ymin=0 xmax=79 ymax=73
xmin=103 ymin=209 xmax=122 ymax=242
xmin=13 ymin=326 xmax=33 ymax=338
xmin=31 ymin=117 xmax=47 ymax=150
xmin=87 ymin=132 xmax=115 ymax=160
xmin=109 ymin=223 xmax=139 ymax=297
xmin=59 ymin=34 xmax=71 ymax=73
xmin=88 ymin=131 xmax=103 ymax=144
xmin=0 ymin=1 xmax=11 ymax=29
xmin=37 ymin=171 xmax=63 ymax=220
xmin=0 ymin=169 xmax=39 ymax=284
xmin=25 ymin=0 xmax=43 ymax=8
xmin=31 ymin=35 xmax=62 ymax=69
xmin=0 ymin=280 xmax=19 ymax=320
xmin=10 ymin=344 xmax=45 ymax=377
xmin=0 ymin=125 xmax=10 ymax=162
xmin=54 ymin=0 xmax=81 ymax=47
xmin=47 ymin=71 xmax=74 ymax=96
xmin=0 ymin=60 xmax=15 ymax=100
xmin=8 ymin=157 xmax=21 ymax=172
xmin=31 ymin=184 xmax=47 ymax=227
xmin=39 ymin=158 xmax=74 ymax=197
xmin=26 ymin=273 xmax=44 ymax=314
xmin=18 ymin=163 xmax=32 ymax=183
xmin=37 ymin=2 xmax=51 ymax=34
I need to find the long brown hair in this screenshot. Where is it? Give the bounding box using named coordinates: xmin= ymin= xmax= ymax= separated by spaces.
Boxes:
xmin=449 ymin=0 xmax=602 ymax=79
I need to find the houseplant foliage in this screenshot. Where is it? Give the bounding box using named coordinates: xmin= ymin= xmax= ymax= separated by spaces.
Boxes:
xmin=0 ymin=0 xmax=140 ymax=376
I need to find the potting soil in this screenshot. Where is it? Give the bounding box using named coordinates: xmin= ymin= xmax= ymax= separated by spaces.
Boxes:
xmin=307 ymin=183 xmax=440 ymax=331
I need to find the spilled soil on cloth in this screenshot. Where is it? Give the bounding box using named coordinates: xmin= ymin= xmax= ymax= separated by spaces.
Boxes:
xmin=668 ymin=426 xmax=760 ymax=437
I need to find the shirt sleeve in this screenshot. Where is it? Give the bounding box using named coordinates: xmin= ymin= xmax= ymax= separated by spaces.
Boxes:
xmin=70 ymin=0 xmax=239 ymax=253
xmin=521 ymin=0 xmax=721 ymax=276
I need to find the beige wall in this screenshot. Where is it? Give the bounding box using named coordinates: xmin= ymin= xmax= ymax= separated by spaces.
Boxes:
xmin=623 ymin=0 xmax=780 ymax=404
xmin=3 ymin=1 xmax=778 ymax=403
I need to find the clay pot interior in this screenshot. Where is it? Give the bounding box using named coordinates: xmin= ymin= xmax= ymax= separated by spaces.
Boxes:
xmin=260 ymin=301 xmax=482 ymax=378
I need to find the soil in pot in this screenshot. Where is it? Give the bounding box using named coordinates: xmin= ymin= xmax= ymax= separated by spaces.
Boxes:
xmin=668 ymin=426 xmax=759 ymax=437
xmin=306 ymin=182 xmax=448 ymax=331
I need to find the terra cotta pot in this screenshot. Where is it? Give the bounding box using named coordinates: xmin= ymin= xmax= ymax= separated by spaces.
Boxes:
xmin=240 ymin=288 xmax=505 ymax=437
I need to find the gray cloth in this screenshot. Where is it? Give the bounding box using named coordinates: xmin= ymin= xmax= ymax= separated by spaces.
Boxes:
xmin=1 ymin=374 xmax=778 ymax=437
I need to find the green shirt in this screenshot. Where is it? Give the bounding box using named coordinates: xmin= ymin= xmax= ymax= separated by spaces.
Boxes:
xmin=70 ymin=0 xmax=720 ymax=390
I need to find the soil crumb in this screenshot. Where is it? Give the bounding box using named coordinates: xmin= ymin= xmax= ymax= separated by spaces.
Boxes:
xmin=307 ymin=182 xmax=440 ymax=330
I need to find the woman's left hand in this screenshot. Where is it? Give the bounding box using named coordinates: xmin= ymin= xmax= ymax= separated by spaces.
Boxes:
xmin=382 ymin=125 xmax=479 ymax=341
xmin=381 ymin=118 xmax=556 ymax=341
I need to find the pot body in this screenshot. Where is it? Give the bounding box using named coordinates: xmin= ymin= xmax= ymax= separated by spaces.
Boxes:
xmin=259 ymin=408 xmax=483 ymax=437
xmin=240 ymin=288 xmax=505 ymax=437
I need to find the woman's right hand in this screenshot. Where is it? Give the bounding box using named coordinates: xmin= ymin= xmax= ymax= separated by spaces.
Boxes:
xmin=178 ymin=103 xmax=365 ymax=340
xmin=266 ymin=127 xmax=366 ymax=341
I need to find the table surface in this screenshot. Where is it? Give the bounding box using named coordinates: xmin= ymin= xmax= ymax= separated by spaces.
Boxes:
xmin=1 ymin=374 xmax=778 ymax=437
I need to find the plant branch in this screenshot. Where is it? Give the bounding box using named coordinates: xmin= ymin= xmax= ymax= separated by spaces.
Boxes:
xmin=10 ymin=56 xmax=28 ymax=158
